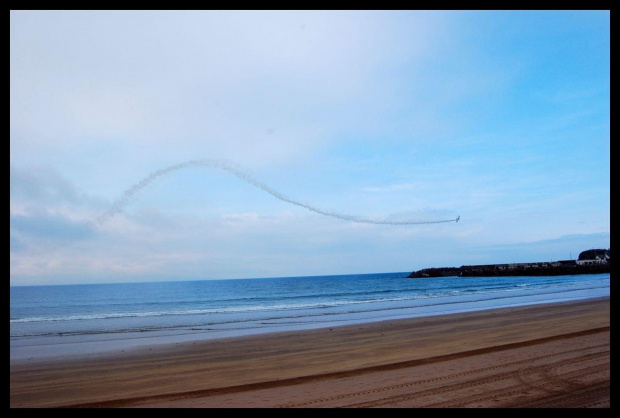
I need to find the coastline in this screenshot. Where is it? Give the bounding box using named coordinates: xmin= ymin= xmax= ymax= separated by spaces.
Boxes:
xmin=10 ymin=296 xmax=610 ymax=408
xmin=408 ymin=263 xmax=610 ymax=278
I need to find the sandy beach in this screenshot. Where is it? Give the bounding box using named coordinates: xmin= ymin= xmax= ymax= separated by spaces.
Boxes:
xmin=10 ymin=297 xmax=609 ymax=408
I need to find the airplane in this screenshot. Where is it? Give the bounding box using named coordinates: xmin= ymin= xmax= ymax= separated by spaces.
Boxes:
xmin=456 ymin=216 xmax=460 ymax=223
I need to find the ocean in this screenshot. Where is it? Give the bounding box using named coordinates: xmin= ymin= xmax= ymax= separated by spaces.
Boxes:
xmin=10 ymin=272 xmax=610 ymax=361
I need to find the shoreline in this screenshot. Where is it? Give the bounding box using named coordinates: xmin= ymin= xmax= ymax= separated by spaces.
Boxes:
xmin=10 ymin=296 xmax=610 ymax=408
xmin=11 ymin=281 xmax=610 ymax=364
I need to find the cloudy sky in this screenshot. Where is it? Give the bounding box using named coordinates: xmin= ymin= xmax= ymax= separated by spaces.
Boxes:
xmin=10 ymin=10 xmax=610 ymax=286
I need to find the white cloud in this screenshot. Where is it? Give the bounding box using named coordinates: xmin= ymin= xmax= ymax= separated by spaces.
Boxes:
xmin=10 ymin=11 xmax=449 ymax=171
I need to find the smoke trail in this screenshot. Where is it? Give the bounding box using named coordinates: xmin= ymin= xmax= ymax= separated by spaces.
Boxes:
xmin=93 ymin=159 xmax=459 ymax=226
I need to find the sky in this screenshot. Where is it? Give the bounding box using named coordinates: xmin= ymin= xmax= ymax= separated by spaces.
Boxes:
xmin=10 ymin=10 xmax=610 ymax=286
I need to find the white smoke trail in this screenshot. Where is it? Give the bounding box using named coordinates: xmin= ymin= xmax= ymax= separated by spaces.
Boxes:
xmin=93 ymin=159 xmax=459 ymax=226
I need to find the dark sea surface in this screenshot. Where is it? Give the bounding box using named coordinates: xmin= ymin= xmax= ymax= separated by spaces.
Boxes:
xmin=10 ymin=272 xmax=610 ymax=360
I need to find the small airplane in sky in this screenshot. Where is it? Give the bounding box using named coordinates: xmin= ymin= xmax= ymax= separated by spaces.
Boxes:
xmin=456 ymin=216 xmax=460 ymax=223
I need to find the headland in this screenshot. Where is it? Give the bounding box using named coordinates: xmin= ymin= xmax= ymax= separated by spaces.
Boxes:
xmin=408 ymin=248 xmax=610 ymax=278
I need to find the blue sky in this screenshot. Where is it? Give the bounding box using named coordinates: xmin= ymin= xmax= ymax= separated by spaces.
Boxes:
xmin=10 ymin=10 xmax=610 ymax=285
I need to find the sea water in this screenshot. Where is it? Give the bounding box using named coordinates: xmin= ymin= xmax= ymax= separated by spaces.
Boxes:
xmin=10 ymin=272 xmax=610 ymax=361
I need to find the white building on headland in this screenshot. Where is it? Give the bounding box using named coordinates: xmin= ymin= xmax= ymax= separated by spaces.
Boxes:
xmin=576 ymin=249 xmax=610 ymax=266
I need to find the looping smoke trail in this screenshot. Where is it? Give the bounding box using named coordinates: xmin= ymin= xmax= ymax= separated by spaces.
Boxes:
xmin=93 ymin=159 xmax=459 ymax=226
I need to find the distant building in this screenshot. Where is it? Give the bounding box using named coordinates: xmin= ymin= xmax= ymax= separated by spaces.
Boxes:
xmin=576 ymin=249 xmax=609 ymax=266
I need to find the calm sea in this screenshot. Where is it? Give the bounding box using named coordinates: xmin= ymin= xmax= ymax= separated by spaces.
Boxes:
xmin=10 ymin=272 xmax=610 ymax=360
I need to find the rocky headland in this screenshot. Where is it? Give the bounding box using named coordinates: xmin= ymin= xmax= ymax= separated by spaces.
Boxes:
xmin=408 ymin=260 xmax=610 ymax=278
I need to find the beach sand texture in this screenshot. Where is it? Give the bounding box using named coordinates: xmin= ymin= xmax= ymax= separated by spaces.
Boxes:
xmin=10 ymin=297 xmax=609 ymax=408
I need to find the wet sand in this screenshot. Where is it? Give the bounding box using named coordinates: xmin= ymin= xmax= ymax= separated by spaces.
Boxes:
xmin=10 ymin=297 xmax=610 ymax=408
